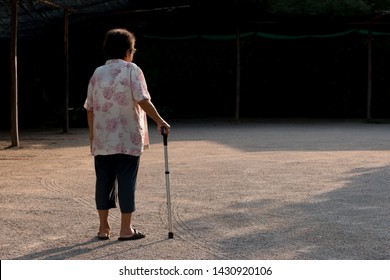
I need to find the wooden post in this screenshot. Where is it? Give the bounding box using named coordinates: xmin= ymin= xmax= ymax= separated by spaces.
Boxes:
xmin=235 ymin=28 xmax=241 ymax=122
xmin=367 ymin=26 xmax=373 ymax=120
xmin=63 ymin=9 xmax=69 ymax=133
xmin=10 ymin=0 xmax=19 ymax=147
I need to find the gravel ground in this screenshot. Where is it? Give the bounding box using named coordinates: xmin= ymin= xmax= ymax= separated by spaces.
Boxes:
xmin=0 ymin=118 xmax=389 ymax=260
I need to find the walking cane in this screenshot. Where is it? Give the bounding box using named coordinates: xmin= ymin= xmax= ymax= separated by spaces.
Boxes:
xmin=162 ymin=127 xmax=173 ymax=239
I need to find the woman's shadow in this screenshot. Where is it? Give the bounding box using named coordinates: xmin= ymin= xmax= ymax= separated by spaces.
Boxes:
xmin=13 ymin=237 xmax=167 ymax=260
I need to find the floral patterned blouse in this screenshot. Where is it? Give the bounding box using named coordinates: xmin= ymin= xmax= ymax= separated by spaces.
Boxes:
xmin=84 ymin=59 xmax=150 ymax=156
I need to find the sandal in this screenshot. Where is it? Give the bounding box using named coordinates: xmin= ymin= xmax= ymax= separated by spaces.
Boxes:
xmin=118 ymin=229 xmax=145 ymax=241
xmin=97 ymin=229 xmax=111 ymax=240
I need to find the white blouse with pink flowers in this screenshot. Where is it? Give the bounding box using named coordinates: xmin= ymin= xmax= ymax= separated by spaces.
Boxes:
xmin=84 ymin=59 xmax=150 ymax=156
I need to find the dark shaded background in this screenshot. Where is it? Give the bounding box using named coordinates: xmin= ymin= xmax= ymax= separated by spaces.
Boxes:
xmin=1 ymin=6 xmax=390 ymax=129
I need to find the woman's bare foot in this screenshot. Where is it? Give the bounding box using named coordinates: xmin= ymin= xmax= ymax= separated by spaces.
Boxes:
xmin=118 ymin=228 xmax=145 ymax=241
xmin=97 ymin=228 xmax=111 ymax=240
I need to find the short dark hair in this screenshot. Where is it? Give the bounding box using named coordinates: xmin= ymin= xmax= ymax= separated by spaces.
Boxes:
xmin=103 ymin=28 xmax=135 ymax=59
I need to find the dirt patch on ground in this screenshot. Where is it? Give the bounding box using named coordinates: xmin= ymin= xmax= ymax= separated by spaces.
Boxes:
xmin=1 ymin=119 xmax=389 ymax=259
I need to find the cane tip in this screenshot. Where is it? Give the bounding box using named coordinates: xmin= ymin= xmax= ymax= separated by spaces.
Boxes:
xmin=168 ymin=232 xmax=174 ymax=239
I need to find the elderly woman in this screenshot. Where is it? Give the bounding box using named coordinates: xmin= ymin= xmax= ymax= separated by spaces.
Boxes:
xmin=84 ymin=28 xmax=170 ymax=241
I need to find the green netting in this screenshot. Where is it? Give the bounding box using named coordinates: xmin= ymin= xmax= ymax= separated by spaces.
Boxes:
xmin=357 ymin=29 xmax=390 ymax=36
xmin=143 ymin=35 xmax=198 ymax=40
xmin=143 ymin=29 xmax=390 ymax=40
xmin=256 ymin=29 xmax=356 ymax=39
xmin=143 ymin=33 xmax=254 ymax=40
xmin=201 ymin=32 xmax=255 ymax=40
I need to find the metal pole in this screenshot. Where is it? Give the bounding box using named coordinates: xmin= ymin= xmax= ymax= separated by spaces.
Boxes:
xmin=235 ymin=28 xmax=241 ymax=122
xmin=63 ymin=9 xmax=69 ymax=133
xmin=10 ymin=0 xmax=19 ymax=147
xmin=367 ymin=26 xmax=373 ymax=120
